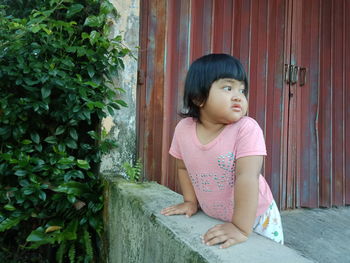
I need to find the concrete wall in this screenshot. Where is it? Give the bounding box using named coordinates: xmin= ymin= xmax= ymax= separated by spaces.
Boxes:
xmin=100 ymin=0 xmax=139 ymax=175
xmin=104 ymin=177 xmax=312 ymax=263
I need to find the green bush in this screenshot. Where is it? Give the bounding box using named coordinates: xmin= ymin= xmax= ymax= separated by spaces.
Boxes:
xmin=0 ymin=0 xmax=129 ymax=262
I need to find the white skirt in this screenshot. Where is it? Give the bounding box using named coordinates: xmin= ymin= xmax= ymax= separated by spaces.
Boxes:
xmin=253 ymin=200 xmax=284 ymax=244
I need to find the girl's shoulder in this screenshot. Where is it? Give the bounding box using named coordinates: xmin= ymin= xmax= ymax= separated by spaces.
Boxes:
xmin=226 ymin=116 xmax=264 ymax=137
xmin=232 ymin=116 xmax=261 ymax=129
xmin=175 ymin=117 xmax=195 ymax=130
xmin=237 ymin=116 xmax=260 ymax=126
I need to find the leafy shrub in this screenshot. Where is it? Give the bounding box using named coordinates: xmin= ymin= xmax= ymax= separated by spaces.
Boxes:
xmin=0 ymin=0 xmax=130 ymax=262
xmin=122 ymin=159 xmax=143 ymax=183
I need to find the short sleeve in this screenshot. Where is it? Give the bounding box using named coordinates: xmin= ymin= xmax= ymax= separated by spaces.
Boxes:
xmin=169 ymin=124 xmax=183 ymax=159
xmin=235 ymin=118 xmax=267 ymax=159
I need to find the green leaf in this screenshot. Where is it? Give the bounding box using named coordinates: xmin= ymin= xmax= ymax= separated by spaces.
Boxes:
xmin=66 ymin=4 xmax=84 ymax=18
xmin=68 ymin=194 xmax=76 ymax=203
xmin=81 ymin=32 xmax=89 ymax=40
xmin=84 ymin=15 xmax=104 ymax=27
xmin=38 ymin=191 xmax=46 ymax=201
xmin=58 ymin=157 xmax=75 ymax=165
xmin=4 ymin=204 xmax=16 ymax=211
xmin=62 ymin=58 xmax=75 ymax=68
xmin=19 ymin=180 xmax=30 ymax=187
xmin=54 ymin=181 xmax=90 ymax=196
xmin=89 ymin=30 xmax=100 ymax=45
xmin=30 ymin=25 xmax=41 ymax=33
xmin=83 ymin=228 xmax=93 ymax=261
xmin=94 ymin=101 xmax=104 ymax=108
xmin=58 ymin=143 xmax=66 ymax=152
xmin=55 ymin=126 xmax=65 ymax=135
xmin=69 ymin=128 xmax=78 ymax=140
xmin=23 ymin=189 xmax=34 ymax=195
xmin=68 ymin=244 xmax=76 ymax=262
xmin=107 ymin=105 xmax=114 ymax=115
xmin=21 ymin=139 xmax=32 ymax=145
xmin=15 ymin=170 xmax=27 ymax=176
xmin=84 ymin=81 xmax=99 ymax=88
xmin=44 ymin=136 xmax=57 ymax=144
xmin=116 ymin=100 xmax=128 ymax=107
xmin=100 ymin=1 xmax=115 ymax=15
xmin=77 ymin=160 xmax=90 ymax=170
xmin=87 ymin=65 xmax=95 ymax=78
xmin=56 ymin=241 xmax=67 ymax=263
xmin=41 ymin=87 xmax=51 ymax=99
xmin=35 ymin=144 xmax=43 ymax=152
xmin=0 ymin=216 xmax=27 ymax=232
xmin=66 ymin=139 xmax=77 ymax=149
xmin=26 ymin=227 xmax=46 ymax=242
xmin=30 ymin=132 xmax=40 ymax=144
xmin=0 ymin=127 xmax=11 ymax=136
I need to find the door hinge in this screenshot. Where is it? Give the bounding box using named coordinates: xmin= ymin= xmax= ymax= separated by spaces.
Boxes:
xmin=137 ymin=69 xmax=145 ymax=85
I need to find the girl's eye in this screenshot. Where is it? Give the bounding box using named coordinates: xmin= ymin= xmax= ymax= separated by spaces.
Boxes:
xmin=223 ymin=86 xmax=232 ymax=91
xmin=239 ymin=89 xmax=245 ymax=94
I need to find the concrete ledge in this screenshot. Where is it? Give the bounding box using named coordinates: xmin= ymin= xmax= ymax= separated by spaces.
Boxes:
xmin=104 ymin=177 xmax=312 ymax=263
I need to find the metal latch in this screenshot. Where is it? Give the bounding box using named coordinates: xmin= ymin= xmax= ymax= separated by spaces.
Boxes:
xmin=284 ymin=64 xmax=307 ymax=86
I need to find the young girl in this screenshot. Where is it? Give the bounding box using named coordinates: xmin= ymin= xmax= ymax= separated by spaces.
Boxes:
xmin=160 ymin=53 xmax=284 ymax=248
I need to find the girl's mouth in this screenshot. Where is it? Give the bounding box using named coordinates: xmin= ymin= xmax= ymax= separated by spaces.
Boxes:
xmin=232 ymin=104 xmax=242 ymax=111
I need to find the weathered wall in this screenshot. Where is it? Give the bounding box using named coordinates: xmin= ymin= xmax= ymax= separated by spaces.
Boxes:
xmin=103 ymin=177 xmax=312 ymax=263
xmin=100 ymin=0 xmax=139 ymax=175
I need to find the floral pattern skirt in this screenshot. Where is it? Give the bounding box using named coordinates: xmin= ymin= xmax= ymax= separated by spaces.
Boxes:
xmin=253 ymin=200 xmax=284 ymax=244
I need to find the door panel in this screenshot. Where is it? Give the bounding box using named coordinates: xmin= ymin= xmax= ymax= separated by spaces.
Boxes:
xmin=137 ymin=0 xmax=350 ymax=210
xmin=138 ymin=0 xmax=288 ymax=207
xmin=289 ymin=0 xmax=350 ymax=208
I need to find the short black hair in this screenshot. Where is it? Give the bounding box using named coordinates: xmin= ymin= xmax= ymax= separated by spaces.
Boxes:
xmin=182 ymin=53 xmax=248 ymax=120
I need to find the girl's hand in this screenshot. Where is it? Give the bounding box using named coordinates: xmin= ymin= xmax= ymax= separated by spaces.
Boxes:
xmin=160 ymin=201 xmax=198 ymax=217
xmin=202 ymin=223 xmax=248 ymax=248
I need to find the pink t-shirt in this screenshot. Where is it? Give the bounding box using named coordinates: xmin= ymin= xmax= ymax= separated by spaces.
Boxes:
xmin=169 ymin=116 xmax=274 ymax=222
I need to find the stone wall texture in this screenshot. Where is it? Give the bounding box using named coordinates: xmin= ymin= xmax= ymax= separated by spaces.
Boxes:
xmin=103 ymin=177 xmax=312 ymax=263
xmin=100 ymin=0 xmax=139 ymax=175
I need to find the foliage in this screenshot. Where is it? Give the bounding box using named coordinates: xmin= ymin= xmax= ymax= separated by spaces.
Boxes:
xmin=122 ymin=159 xmax=143 ymax=183
xmin=0 ymin=0 xmax=129 ymax=262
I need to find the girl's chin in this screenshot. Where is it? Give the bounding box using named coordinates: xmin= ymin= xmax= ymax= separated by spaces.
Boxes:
xmin=225 ymin=116 xmax=243 ymax=124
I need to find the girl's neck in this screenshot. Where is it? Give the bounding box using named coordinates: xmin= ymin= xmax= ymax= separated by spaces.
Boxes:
xmin=197 ymin=118 xmax=226 ymax=133
xmin=195 ymin=118 xmax=226 ymax=145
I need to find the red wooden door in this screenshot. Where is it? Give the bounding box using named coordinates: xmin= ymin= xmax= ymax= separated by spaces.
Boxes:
xmin=137 ymin=0 xmax=350 ymax=210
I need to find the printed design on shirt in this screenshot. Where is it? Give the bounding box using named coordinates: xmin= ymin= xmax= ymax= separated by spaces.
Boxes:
xmin=200 ymin=200 xmax=233 ymax=221
xmin=188 ymin=152 xmax=235 ymax=193
xmin=216 ymin=152 xmax=235 ymax=190
xmin=189 ymin=173 xmax=213 ymax=192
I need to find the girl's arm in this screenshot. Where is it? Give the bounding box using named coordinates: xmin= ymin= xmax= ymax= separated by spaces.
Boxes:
xmin=232 ymin=155 xmax=261 ymax=235
xmin=160 ymin=159 xmax=198 ymax=217
xmin=203 ymin=155 xmax=262 ymax=248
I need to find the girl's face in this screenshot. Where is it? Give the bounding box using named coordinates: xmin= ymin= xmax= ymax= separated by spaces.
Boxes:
xmin=199 ymin=78 xmax=248 ymax=124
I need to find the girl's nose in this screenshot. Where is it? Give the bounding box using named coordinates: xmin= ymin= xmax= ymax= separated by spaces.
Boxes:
xmin=231 ymin=95 xmax=241 ymax=101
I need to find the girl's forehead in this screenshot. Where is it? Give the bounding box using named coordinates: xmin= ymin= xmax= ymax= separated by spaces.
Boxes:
xmin=215 ymin=78 xmax=244 ymax=86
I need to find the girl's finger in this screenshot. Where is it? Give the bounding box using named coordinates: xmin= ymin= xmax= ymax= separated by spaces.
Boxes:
xmin=203 ymin=227 xmax=224 ymax=242
xmin=161 ymin=207 xmax=184 ymax=216
xmin=205 ymin=235 xmax=228 ymax=246
xmin=220 ymin=238 xmax=237 ymax=249
xmin=161 ymin=205 xmax=177 ymax=214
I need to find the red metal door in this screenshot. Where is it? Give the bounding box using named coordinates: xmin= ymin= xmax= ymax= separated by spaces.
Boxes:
xmin=286 ymin=0 xmax=350 ymax=208
xmin=137 ymin=0 xmax=350 ymax=210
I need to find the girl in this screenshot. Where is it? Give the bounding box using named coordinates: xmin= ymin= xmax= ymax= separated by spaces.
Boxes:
xmin=160 ymin=53 xmax=284 ymax=248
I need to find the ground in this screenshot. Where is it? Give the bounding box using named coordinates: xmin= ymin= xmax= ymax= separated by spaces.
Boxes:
xmin=282 ymin=206 xmax=350 ymax=263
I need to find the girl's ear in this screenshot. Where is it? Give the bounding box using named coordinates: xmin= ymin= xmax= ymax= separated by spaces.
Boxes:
xmin=192 ymin=99 xmax=204 ymax=107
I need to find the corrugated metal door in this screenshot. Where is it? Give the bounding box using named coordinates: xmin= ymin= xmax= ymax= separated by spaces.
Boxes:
xmin=137 ymin=0 xmax=350 ymax=209
xmin=287 ymin=0 xmax=350 ymax=208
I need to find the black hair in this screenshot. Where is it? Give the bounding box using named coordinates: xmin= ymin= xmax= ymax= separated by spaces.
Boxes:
xmin=182 ymin=53 xmax=248 ymax=120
